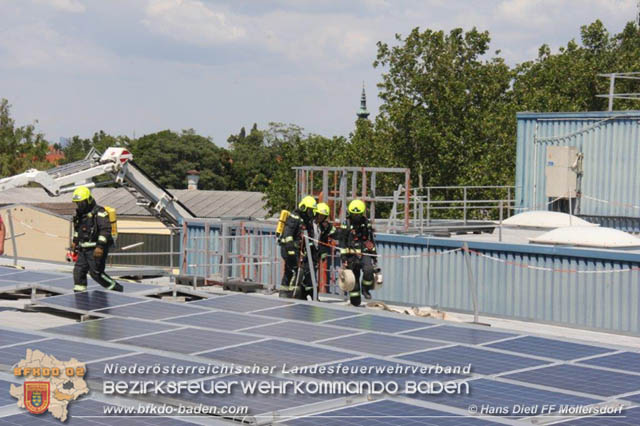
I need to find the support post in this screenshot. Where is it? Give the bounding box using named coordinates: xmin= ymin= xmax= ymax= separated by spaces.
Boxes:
xmin=7 ymin=209 xmax=18 ymax=267
xmin=463 ymin=243 xmax=487 ymax=326
xmin=304 ymin=231 xmax=318 ymax=301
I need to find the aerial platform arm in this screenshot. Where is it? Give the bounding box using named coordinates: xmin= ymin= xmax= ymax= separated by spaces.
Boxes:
xmin=0 ymin=148 xmax=195 ymax=226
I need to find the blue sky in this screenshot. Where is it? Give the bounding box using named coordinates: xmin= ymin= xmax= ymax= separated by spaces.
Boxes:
xmin=0 ymin=0 xmax=634 ymax=146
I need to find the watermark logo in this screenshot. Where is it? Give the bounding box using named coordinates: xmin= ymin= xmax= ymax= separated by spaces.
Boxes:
xmin=24 ymin=382 xmax=50 ymax=415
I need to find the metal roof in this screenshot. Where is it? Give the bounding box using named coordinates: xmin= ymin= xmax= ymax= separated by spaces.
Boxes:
xmin=0 ymin=188 xmax=269 ymax=218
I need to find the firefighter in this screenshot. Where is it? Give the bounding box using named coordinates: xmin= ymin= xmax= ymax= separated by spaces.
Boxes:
xmin=339 ymin=199 xmax=377 ymax=306
xmin=314 ymin=202 xmax=338 ymax=261
xmin=279 ymin=195 xmax=316 ymax=299
xmin=71 ymin=186 xmax=123 ymax=293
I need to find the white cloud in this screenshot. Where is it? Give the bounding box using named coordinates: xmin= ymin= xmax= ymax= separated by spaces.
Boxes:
xmin=0 ymin=21 xmax=113 ymax=71
xmin=33 ymin=0 xmax=86 ymax=13
xmin=142 ymin=0 xmax=246 ymax=46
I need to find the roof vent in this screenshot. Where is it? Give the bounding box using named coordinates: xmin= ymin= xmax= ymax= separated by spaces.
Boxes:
xmin=529 ymin=226 xmax=640 ymax=249
xmin=503 ymin=211 xmax=597 ymax=230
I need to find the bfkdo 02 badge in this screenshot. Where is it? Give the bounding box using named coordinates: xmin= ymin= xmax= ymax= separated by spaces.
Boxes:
xmin=24 ymin=381 xmax=50 ymax=414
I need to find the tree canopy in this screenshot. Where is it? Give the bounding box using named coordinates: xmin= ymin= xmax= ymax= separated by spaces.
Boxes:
xmin=2 ymin=19 xmax=639 ymax=214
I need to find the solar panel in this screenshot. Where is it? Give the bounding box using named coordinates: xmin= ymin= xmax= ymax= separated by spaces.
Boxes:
xmin=399 ymin=345 xmax=550 ymax=375
xmin=410 ymin=378 xmax=600 ymax=417
xmin=326 ymin=314 xmax=435 ymax=334
xmin=580 ymin=352 xmax=640 ymax=373
xmin=558 ymin=406 xmax=640 ymax=425
xmin=87 ymin=353 xmax=215 ymax=382
xmin=87 ymin=353 xmax=219 ymax=382
xmin=486 ymin=336 xmax=615 ymax=360
xmin=37 ymin=290 xmax=145 ymax=312
xmin=0 ymin=329 xmax=46 ymax=347
xmin=0 ymin=266 xmax=21 ymax=276
xmin=504 ymin=364 xmax=640 ymax=397
xmin=169 ymin=373 xmax=338 ymax=418
xmin=190 ymin=293 xmax=293 ymax=312
xmin=0 ymin=379 xmax=17 ymax=407
xmin=94 ymin=300 xmax=208 ymax=320
xmin=163 ymin=311 xmax=280 ymax=331
xmin=0 ymin=338 xmax=132 ymax=367
xmin=283 ymin=399 xmax=499 ymax=425
xmin=320 ymin=332 xmax=445 ymax=357
xmin=256 ymin=304 xmax=358 ymax=323
xmin=117 ymin=327 xmax=260 ymax=354
xmin=199 ymin=338 xmax=354 ymax=368
xmin=294 ymin=357 xmax=467 ymax=386
xmin=44 ymin=317 xmax=180 ymax=341
xmin=0 ymin=398 xmax=200 ymax=425
xmin=247 ymin=321 xmax=357 ymax=342
xmin=622 ymin=393 xmax=640 ymax=403
xmin=0 ymin=270 xmax=63 ymax=282
xmin=403 ymin=324 xmax=516 ymax=345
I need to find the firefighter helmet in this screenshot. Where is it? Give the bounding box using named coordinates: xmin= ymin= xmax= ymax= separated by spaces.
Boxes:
xmin=348 ymin=199 xmax=366 ymax=215
xmin=314 ymin=202 xmax=330 ymax=217
xmin=298 ymin=195 xmax=317 ymax=212
xmin=72 ymin=186 xmax=93 ymax=203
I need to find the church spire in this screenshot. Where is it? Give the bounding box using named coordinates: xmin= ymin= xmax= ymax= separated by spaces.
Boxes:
xmin=357 ymin=82 xmax=370 ymax=120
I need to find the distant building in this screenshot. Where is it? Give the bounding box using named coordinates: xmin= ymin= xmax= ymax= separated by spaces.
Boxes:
xmin=46 ymin=145 xmax=65 ymax=165
xmin=357 ymin=83 xmax=370 ymax=120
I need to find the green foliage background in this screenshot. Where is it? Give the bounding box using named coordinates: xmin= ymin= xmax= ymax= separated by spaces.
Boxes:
xmin=2 ymin=20 xmax=640 ymax=214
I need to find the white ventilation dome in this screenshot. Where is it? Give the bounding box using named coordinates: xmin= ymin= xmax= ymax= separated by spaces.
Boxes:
xmin=503 ymin=211 xmax=598 ymax=229
xmin=529 ymin=226 xmax=640 ymax=249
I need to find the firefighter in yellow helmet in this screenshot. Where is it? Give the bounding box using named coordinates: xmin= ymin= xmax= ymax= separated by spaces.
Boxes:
xmin=279 ymin=195 xmax=317 ymax=299
xmin=339 ymin=199 xmax=377 ymax=306
xmin=314 ymin=202 xmax=338 ymax=261
xmin=71 ymin=186 xmax=123 ymax=293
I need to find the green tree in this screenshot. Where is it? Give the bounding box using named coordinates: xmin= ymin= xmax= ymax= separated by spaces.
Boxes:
xmin=227 ymin=124 xmax=273 ymax=191
xmin=129 ymin=129 xmax=231 ymax=189
xmin=0 ymin=98 xmax=50 ymax=177
xmin=373 ymin=27 xmax=516 ymax=190
xmin=61 ymin=131 xmax=130 ymax=164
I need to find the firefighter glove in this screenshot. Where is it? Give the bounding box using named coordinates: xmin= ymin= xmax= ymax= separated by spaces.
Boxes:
xmin=93 ymin=246 xmax=104 ymax=259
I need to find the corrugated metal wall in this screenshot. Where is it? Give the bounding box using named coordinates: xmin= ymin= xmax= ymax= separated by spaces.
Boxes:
xmin=183 ymin=219 xmax=640 ymax=335
xmin=516 ymin=111 xmax=640 ymax=230
xmin=374 ymin=234 xmax=640 ymax=334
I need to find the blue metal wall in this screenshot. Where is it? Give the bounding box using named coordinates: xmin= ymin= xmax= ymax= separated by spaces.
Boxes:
xmin=183 ymin=220 xmax=640 ymax=334
xmin=516 ymin=111 xmax=640 ymax=231
xmin=374 ymin=233 xmax=640 ymax=334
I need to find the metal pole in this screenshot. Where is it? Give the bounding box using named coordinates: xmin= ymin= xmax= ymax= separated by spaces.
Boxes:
xmin=498 ymin=200 xmax=503 ymax=243
xmin=427 ymin=187 xmax=431 ymax=226
xmin=221 ymin=223 xmax=229 ymax=283
xmin=462 ymin=243 xmax=480 ymax=324
xmin=404 ymin=171 xmax=410 ymax=231
xmin=7 ymin=209 xmax=18 ymax=266
xmin=608 ymin=75 xmax=615 ymax=111
xmin=170 ymin=229 xmax=177 ymax=298
xmin=303 ymin=231 xmax=318 ymax=301
xmin=463 ymin=187 xmax=468 ymax=225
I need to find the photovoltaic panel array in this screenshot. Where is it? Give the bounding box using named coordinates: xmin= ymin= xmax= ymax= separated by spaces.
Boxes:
xmin=37 ymin=290 xmax=145 ymax=312
xmin=403 ymin=324 xmax=516 ymax=344
xmin=282 ymin=399 xmax=501 ymax=426
xmin=326 ymin=314 xmax=435 ymax=333
xmin=579 ymin=352 xmax=640 ymax=373
xmin=94 ymin=299 xmax=208 ymax=320
xmin=0 ymin=338 xmax=132 ymax=367
xmin=255 ymin=303 xmax=358 ymax=323
xmin=504 ymin=364 xmax=640 ymax=397
xmin=190 ymin=293 xmax=293 ymax=312
xmin=199 ymin=338 xmax=355 ymax=368
xmin=320 ymin=332 xmax=445 ymax=356
xmin=246 ymin=321 xmax=357 ymax=342
xmin=117 ymin=327 xmax=260 ymax=354
xmin=44 ymin=317 xmax=180 ymax=341
xmin=0 ymin=380 xmax=16 ymax=407
xmin=409 ymin=378 xmax=600 ymax=417
xmin=0 ymin=329 xmax=47 ymax=346
xmin=486 ymin=336 xmax=615 ymax=360
xmin=558 ymin=406 xmax=640 ymax=425
xmin=0 ymin=398 xmax=201 ymax=425
xmin=399 ymin=345 xmax=551 ymax=375
xmin=163 ymin=311 xmax=281 ymax=331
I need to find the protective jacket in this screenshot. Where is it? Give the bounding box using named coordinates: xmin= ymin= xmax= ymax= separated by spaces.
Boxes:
xmin=73 ymin=202 xmax=112 ymax=249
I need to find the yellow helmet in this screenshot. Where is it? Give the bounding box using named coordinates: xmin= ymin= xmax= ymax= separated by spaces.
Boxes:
xmin=315 ymin=202 xmax=330 ymax=216
xmin=298 ymin=195 xmax=317 ymax=212
xmin=348 ymin=199 xmax=366 ymax=215
xmin=72 ymin=186 xmax=92 ymax=203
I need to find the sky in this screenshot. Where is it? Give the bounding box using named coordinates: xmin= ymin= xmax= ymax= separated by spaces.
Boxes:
xmin=0 ymin=0 xmax=635 ymax=147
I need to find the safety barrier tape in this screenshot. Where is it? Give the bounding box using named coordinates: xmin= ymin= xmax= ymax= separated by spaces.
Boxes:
xmin=463 ymin=246 xmax=640 ymax=274
xmin=583 ymin=195 xmax=640 ymax=210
